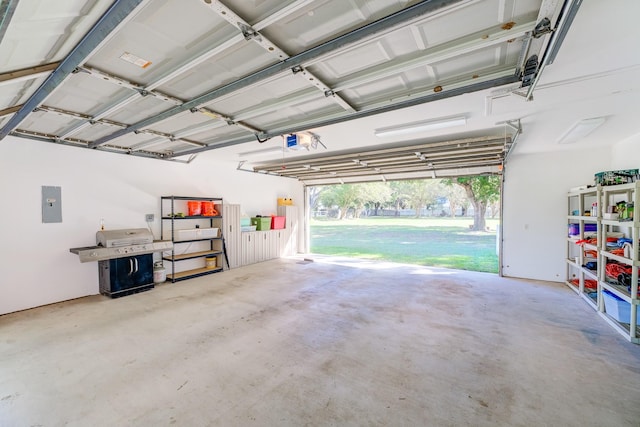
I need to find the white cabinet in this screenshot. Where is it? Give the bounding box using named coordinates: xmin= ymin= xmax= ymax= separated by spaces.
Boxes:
xmin=222 ymin=204 xmax=241 ymax=269
xmin=238 ymin=205 xmax=299 ymax=266
xmin=241 ymin=231 xmax=257 ymax=265
xmin=278 ymin=205 xmax=299 ymax=256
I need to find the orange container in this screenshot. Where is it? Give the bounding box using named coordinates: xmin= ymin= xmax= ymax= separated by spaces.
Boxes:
xmin=201 ymin=201 xmax=218 ymax=216
xmin=187 ymin=201 xmax=201 ymax=216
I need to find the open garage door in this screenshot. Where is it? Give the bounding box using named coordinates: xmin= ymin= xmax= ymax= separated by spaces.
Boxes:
xmin=251 ymin=134 xmax=510 ymax=185
xmin=251 ymin=135 xmax=506 ymax=275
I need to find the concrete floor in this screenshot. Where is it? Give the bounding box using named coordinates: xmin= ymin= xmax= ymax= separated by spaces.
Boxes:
xmin=2 ymin=256 xmax=640 ymax=426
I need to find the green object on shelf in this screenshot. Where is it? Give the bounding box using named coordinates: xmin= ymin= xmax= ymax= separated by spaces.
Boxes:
xmin=251 ymin=217 xmax=271 ymax=230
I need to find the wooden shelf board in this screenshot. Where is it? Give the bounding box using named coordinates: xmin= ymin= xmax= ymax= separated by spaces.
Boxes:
xmin=164 ymin=250 xmax=222 ymax=261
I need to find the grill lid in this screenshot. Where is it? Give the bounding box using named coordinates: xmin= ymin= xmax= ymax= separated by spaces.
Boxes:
xmin=96 ymin=228 xmax=154 ymax=247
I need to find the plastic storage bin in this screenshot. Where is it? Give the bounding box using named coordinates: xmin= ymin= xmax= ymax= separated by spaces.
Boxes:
xmin=602 ymin=290 xmax=640 ymax=325
xmin=175 ymin=227 xmax=218 ymax=240
xmin=271 ymin=216 xmax=285 ymax=229
xmin=251 ymin=217 xmax=271 ymax=230
xmin=568 ymin=223 xmax=597 ymax=236
xmin=595 ymin=169 xmax=639 ymax=186
xmin=187 ymin=201 xmax=201 ymax=216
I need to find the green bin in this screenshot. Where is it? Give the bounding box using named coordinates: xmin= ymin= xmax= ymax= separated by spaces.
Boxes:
xmin=251 ymin=217 xmax=271 ymax=230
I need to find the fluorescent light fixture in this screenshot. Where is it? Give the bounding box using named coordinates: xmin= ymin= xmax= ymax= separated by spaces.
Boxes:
xmin=557 ymin=117 xmax=606 ymax=144
xmin=374 ymin=116 xmax=466 ymax=138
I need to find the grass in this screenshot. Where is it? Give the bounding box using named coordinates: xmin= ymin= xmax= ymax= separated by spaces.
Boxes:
xmin=310 ymin=216 xmax=499 ymax=273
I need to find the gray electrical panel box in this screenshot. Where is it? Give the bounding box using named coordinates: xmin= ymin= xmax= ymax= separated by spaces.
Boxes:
xmin=42 ymin=186 xmax=62 ymax=223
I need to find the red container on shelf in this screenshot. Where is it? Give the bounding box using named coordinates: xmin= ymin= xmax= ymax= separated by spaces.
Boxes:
xmin=271 ymin=216 xmax=285 ymax=229
xmin=187 ymin=201 xmax=201 ymax=216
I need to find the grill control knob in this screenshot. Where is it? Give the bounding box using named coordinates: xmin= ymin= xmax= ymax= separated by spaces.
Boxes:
xmin=91 ymin=252 xmax=97 ymax=257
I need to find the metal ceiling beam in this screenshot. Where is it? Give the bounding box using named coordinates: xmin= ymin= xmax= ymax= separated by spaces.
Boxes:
xmin=331 ymin=20 xmax=536 ymax=92
xmin=0 ymin=0 xmax=146 ymax=141
xmin=0 ymin=0 xmax=18 ymax=45
xmin=59 ymin=0 xmax=311 ymax=141
xmin=177 ymin=68 xmax=516 ymax=155
xmin=89 ymin=0 xmax=465 ymax=148
xmin=9 ymin=130 xmax=192 ymax=162
xmin=171 ymin=73 xmax=519 ymax=157
xmin=59 ymin=65 xmax=264 ymax=139
xmin=196 ymin=21 xmax=528 ymax=132
xmin=148 ymin=0 xmax=314 ymax=91
xmin=203 ymin=0 xmax=355 ymax=112
xmin=525 ymin=0 xmax=583 ymax=100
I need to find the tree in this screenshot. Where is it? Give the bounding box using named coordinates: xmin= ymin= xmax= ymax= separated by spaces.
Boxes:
xmin=446 ymin=175 xmax=501 ymax=231
xmin=403 ymin=180 xmax=441 ymax=217
xmin=359 ymin=182 xmax=392 ymax=216
xmin=308 ymin=186 xmax=323 ymax=213
xmin=389 ymin=181 xmax=412 ymax=216
xmin=318 ymin=184 xmax=363 ymax=219
xmin=442 ymin=184 xmax=467 ymax=218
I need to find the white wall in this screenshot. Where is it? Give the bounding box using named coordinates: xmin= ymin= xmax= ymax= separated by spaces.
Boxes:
xmin=611 ymin=132 xmax=640 ymax=169
xmin=0 ymin=136 xmax=303 ymax=315
xmin=502 ymin=148 xmax=611 ymax=282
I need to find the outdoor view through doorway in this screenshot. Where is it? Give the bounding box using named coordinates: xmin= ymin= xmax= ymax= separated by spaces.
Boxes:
xmin=308 ymin=177 xmax=501 ymax=274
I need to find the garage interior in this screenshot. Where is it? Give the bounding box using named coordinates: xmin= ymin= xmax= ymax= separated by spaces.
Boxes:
xmin=1 ymin=0 xmax=640 ymax=425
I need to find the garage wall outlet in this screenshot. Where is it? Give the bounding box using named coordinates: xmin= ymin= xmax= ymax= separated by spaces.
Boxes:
xmin=145 ymin=214 xmax=154 ymax=222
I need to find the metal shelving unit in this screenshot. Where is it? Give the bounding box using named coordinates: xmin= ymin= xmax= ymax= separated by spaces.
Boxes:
xmin=161 ymin=196 xmax=225 ymax=283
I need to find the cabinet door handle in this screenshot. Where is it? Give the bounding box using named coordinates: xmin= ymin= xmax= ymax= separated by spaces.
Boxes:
xmin=129 ymin=259 xmax=134 ymax=275
xmin=134 ymin=258 xmax=139 ymax=273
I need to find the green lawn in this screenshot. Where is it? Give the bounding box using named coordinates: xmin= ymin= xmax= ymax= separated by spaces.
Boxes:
xmin=310 ymin=217 xmax=499 ymax=273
